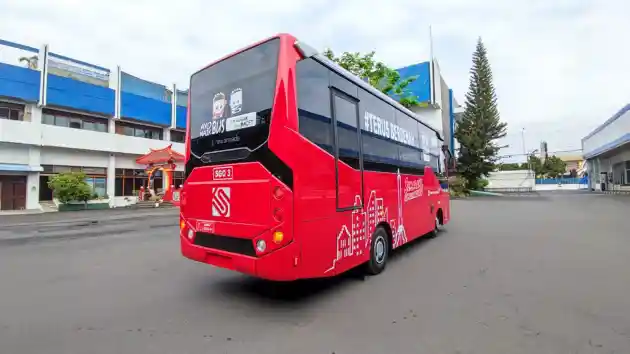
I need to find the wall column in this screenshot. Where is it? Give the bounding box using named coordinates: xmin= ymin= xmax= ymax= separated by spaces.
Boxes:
xmin=25 ymin=145 xmax=42 ymax=210
xmin=107 ymin=153 xmax=116 ymax=207
xmin=163 ymin=128 xmax=171 ymax=142
xmin=29 ymin=104 xmax=43 ymax=124
xmin=26 ymin=172 xmax=40 ymax=210
xmin=108 ymin=119 xmax=116 ymax=135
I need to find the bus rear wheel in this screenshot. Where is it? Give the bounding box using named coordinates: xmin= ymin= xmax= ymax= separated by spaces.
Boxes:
xmin=365 ymin=227 xmax=389 ymax=276
xmin=428 ymin=210 xmax=444 ymax=238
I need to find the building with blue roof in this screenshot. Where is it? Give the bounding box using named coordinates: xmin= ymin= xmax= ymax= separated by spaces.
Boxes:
xmin=394 ymin=60 xmax=464 ymax=156
xmin=581 ymin=104 xmax=630 ymax=192
xmin=0 ymin=39 xmax=188 ymax=211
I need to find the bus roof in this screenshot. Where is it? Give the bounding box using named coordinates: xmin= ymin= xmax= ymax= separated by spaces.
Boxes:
xmin=191 ymin=33 xmax=444 ymax=141
xmin=294 ymin=37 xmax=443 ymax=141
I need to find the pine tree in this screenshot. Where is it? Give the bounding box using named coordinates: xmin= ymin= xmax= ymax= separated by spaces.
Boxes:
xmin=454 ymin=37 xmax=507 ymax=189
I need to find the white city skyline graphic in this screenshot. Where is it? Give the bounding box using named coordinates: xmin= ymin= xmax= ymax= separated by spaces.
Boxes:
xmin=326 ymin=170 xmax=408 ymax=273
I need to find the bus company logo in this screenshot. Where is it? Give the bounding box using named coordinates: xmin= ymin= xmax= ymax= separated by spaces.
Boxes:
xmin=212 ymin=92 xmax=227 ymax=119
xmin=211 ymin=187 xmax=231 ymax=217
xmin=404 ymin=178 xmax=424 ymax=202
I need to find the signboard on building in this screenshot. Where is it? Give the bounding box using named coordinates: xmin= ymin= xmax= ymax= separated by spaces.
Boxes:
xmin=47 ymin=55 xmax=110 ymax=87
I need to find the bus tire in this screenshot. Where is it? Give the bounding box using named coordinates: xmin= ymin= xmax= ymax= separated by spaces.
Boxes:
xmin=365 ymin=227 xmax=389 ymax=276
xmin=428 ymin=210 xmax=444 ymax=238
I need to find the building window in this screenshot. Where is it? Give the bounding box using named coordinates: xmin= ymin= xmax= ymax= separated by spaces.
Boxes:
xmin=0 ymin=102 xmax=25 ymax=121
xmin=114 ymin=168 xmax=148 ymax=196
xmin=42 ymin=109 xmax=108 ymax=132
xmin=171 ymin=130 xmax=185 ymax=143
xmin=39 ymin=165 xmax=108 ymax=201
xmin=172 ymin=171 xmax=185 ymax=188
xmin=115 ymin=122 xmax=163 ymax=140
xmin=85 ymin=177 xmax=107 ymax=197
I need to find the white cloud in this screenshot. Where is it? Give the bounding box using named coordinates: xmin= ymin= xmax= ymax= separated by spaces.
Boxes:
xmin=1 ymin=0 xmax=628 ymax=157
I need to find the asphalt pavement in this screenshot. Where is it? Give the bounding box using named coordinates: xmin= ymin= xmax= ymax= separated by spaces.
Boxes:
xmin=0 ymin=208 xmax=179 ymax=245
xmin=1 ymin=192 xmax=629 ymax=354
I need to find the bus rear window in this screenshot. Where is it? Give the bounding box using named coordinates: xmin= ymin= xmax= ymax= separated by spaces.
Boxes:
xmin=189 ymin=38 xmax=280 ymax=162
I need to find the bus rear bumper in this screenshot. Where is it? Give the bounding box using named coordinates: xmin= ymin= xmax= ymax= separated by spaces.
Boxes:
xmin=180 ymin=236 xmax=299 ymax=281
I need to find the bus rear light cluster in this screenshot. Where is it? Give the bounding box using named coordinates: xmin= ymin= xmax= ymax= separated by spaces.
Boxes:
xmin=180 ymin=217 xmax=194 ymax=240
xmin=272 ymin=231 xmax=284 ymax=244
xmin=256 ymin=239 xmax=267 ymax=253
xmin=273 ymin=208 xmax=284 ymax=222
xmin=272 ymin=186 xmax=284 ymax=200
xmin=254 ymin=229 xmax=287 ymax=256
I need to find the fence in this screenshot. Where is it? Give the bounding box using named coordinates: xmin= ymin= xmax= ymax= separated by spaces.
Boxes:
xmin=535 ymin=177 xmax=588 ymax=185
xmin=485 ymin=170 xmax=535 ymax=193
xmin=534 ymin=177 xmax=589 ymax=191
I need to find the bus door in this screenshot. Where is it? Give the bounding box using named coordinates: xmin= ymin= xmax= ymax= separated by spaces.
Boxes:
xmin=330 ymin=86 xmax=364 ymax=211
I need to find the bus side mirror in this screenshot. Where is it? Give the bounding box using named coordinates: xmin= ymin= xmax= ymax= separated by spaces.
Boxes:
xmin=448 ymin=161 xmax=457 ymax=175
xmin=441 ymin=144 xmax=457 ymax=175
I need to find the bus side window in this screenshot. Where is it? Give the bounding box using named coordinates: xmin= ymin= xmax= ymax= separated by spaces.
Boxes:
xmin=296 ymin=59 xmax=333 ymax=153
xmin=331 ymin=91 xmax=361 ymax=170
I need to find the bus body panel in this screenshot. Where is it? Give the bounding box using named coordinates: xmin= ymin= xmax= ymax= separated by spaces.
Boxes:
xmin=297 ymin=167 xmax=447 ymax=278
xmin=180 ymin=161 xmax=297 ymax=280
xmin=183 ymin=163 xmax=275 ymax=235
xmin=181 ymin=234 xmax=300 ymax=281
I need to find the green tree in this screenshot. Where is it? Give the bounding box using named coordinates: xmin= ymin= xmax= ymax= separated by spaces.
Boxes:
xmin=454 ymin=38 xmax=507 ymax=189
xmin=322 ymin=49 xmax=420 ymax=108
xmin=498 ymin=162 xmax=522 ymax=171
xmin=47 ymin=172 xmax=93 ymax=204
xmin=543 ymin=155 xmax=567 ymax=178
xmin=19 ymin=55 xmax=38 ymax=69
xmin=527 ymin=154 xmax=544 ymax=177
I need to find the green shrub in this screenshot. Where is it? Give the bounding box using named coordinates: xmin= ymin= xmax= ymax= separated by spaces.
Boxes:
xmin=448 ymin=176 xmax=469 ymax=197
xmin=47 ymin=172 xmax=93 ymax=204
xmin=471 ymin=178 xmax=489 ymax=190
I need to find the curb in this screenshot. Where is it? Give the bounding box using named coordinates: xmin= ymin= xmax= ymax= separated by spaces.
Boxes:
xmin=601 ymin=191 xmax=630 ymax=196
xmin=0 ymin=209 xmax=179 ymax=229
xmin=0 ymin=219 xmax=177 ymax=246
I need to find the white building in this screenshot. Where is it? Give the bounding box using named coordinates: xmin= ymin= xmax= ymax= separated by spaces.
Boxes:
xmin=0 ymin=39 xmax=186 ymax=212
xmin=582 ymin=103 xmax=630 ymax=192
xmin=0 ymin=101 xmax=185 ymax=211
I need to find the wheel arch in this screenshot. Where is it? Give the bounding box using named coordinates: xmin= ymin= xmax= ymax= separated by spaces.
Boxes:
xmin=376 ymin=221 xmax=393 ymax=249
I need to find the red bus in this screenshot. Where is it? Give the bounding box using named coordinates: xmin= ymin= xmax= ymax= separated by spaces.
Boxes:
xmin=180 ymin=33 xmax=453 ymax=281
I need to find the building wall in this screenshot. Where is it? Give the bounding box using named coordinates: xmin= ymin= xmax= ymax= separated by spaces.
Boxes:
xmin=582 ymin=104 xmax=630 ymax=191
xmin=40 ymin=148 xmax=110 ymax=167
xmin=0 ymin=142 xmax=30 ymax=165
xmin=398 ymin=59 xmax=460 ymax=155
xmin=582 ymin=104 xmax=630 ymax=159
xmin=485 ymin=170 xmax=535 ymax=191
xmin=0 ymin=103 xmax=185 ymax=210
xmin=588 ymin=144 xmax=630 ymax=190
xmin=0 ymin=39 xmax=189 ymax=130
xmin=410 ymin=107 xmax=443 ymax=136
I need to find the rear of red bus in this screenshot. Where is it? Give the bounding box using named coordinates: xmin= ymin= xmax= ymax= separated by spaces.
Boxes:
xmin=180 ymin=34 xmax=452 ymax=281
xmin=179 ymin=35 xmax=301 ymax=281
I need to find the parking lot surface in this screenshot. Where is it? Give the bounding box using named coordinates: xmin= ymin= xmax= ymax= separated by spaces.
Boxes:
xmin=1 ymin=192 xmax=629 ymax=354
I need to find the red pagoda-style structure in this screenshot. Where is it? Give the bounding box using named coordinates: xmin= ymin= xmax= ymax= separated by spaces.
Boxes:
xmin=135 ymin=144 xmax=185 ymax=203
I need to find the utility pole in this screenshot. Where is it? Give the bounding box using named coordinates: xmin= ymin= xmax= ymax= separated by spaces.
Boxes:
xmin=428 ymin=25 xmax=435 ymax=106
xmin=521 ymin=128 xmax=526 ymax=157
xmin=521 ymin=128 xmax=531 ymax=176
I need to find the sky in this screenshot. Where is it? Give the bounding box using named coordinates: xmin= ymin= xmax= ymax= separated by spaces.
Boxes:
xmin=1 ymin=0 xmax=629 ymax=162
